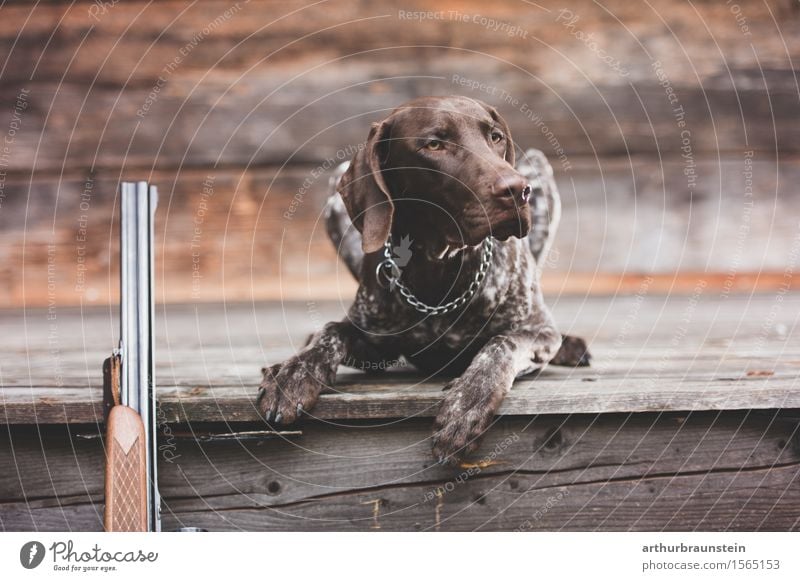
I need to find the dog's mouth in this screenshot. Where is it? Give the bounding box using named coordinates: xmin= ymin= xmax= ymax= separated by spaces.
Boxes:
xmin=434 ymin=200 xmax=531 ymax=256
xmin=432 ymin=212 xmax=530 ymax=260
xmin=486 ymin=199 xmax=533 ymax=240
xmin=446 ymin=215 xmax=530 ymax=250
xmin=491 ymin=213 xmax=531 ymax=241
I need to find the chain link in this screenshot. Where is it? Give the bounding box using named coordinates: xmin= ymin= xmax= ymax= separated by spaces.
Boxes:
xmin=376 ymin=237 xmax=494 ymax=316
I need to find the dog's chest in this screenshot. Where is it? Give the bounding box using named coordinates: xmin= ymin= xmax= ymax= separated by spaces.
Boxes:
xmin=351 ymin=240 xmax=539 ymax=351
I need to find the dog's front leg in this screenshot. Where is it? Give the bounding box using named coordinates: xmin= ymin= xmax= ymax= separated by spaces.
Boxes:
xmin=432 ymin=326 xmax=561 ymax=464
xmin=257 ymin=320 xmax=356 ymax=424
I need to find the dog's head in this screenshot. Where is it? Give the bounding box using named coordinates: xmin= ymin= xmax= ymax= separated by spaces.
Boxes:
xmin=337 ymin=95 xmax=532 ymax=255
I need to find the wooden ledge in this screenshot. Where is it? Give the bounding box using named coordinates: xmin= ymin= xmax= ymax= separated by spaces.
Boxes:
xmin=1 ymin=294 xmax=799 ymax=425
xmin=2 ymin=370 xmax=800 ymax=425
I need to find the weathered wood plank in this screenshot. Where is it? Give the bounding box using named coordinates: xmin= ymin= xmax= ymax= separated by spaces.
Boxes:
xmin=3 ymin=294 xmax=798 ymax=351
xmin=4 ymin=351 xmax=800 ymax=390
xmin=0 ymin=504 xmax=103 ymax=533
xmin=3 ymin=0 xmax=797 ymax=86
xmin=4 ymin=76 xmax=797 ymax=173
xmin=1 ymin=295 xmax=798 ymax=422
xmin=7 ymin=464 xmax=799 ymax=532
xmin=2 ymin=321 xmax=799 ymax=387
xmin=2 ymin=412 xmax=798 ymax=531
xmin=157 ymin=465 xmax=800 ymax=531
xmin=1 ymin=0 xmax=798 ymax=170
xmin=2 ymin=156 xmax=799 ymax=308
xmin=2 ymin=293 xmax=799 ymax=354
xmin=4 ymin=370 xmax=800 ymax=424
xmin=156 ymin=413 xmax=800 ymax=512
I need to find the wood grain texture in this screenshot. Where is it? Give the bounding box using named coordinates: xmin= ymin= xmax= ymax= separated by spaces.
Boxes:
xmin=2 ymin=412 xmax=799 ymax=531
xmin=1 ymin=0 xmax=798 ymax=170
xmin=3 ymin=0 xmax=797 ymax=86
xmin=2 ymin=156 xmax=799 ymax=308
xmin=1 ymin=0 xmax=798 ymax=307
xmin=1 ymin=295 xmax=798 ymax=423
xmin=4 ymin=74 xmax=797 ymax=172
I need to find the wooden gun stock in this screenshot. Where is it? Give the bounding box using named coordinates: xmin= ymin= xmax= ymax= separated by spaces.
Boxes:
xmin=104 ymin=404 xmax=148 ymax=532
xmin=104 ymin=353 xmax=148 ymax=532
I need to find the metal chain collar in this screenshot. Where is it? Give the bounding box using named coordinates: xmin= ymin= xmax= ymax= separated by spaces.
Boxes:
xmin=376 ymin=237 xmax=494 ymax=316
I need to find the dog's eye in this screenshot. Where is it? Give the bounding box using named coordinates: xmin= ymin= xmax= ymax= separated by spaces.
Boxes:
xmin=491 ymin=131 xmax=504 ymax=144
xmin=425 ymin=140 xmax=443 ymax=151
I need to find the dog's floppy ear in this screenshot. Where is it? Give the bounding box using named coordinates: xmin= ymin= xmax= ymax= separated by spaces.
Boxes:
xmin=337 ymin=120 xmax=394 ymax=254
xmin=477 ymin=100 xmax=515 ymax=166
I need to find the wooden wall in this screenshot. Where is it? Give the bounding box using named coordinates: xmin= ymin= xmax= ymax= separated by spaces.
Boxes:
xmin=1 ymin=0 xmax=799 ymax=307
xmin=5 ymin=412 xmax=800 ymax=531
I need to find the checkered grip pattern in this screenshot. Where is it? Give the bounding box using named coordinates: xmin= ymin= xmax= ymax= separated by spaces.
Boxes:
xmin=109 ymin=435 xmax=145 ymax=531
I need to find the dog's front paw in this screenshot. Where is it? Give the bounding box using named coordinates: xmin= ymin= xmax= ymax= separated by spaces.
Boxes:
xmin=531 ymin=326 xmax=562 ymax=364
xmin=431 ymin=379 xmax=500 ymax=465
xmin=550 ymin=334 xmax=591 ymax=367
xmin=257 ymin=354 xmax=334 ymax=425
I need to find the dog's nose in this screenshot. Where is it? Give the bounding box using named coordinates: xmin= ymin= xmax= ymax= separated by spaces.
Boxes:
xmin=492 ymin=175 xmax=531 ymax=204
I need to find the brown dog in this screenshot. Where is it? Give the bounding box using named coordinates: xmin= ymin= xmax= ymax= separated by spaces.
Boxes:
xmin=258 ymin=96 xmax=589 ymax=464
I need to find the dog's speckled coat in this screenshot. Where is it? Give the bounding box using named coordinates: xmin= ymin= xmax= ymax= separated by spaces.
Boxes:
xmin=258 ymin=96 xmax=589 ymax=464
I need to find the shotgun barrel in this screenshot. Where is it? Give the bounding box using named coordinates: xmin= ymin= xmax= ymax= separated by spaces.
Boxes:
xmin=104 ymin=181 xmax=161 ymax=532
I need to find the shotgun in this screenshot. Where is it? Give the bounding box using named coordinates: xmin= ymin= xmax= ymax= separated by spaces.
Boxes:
xmin=103 ymin=181 xmax=161 ymax=532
